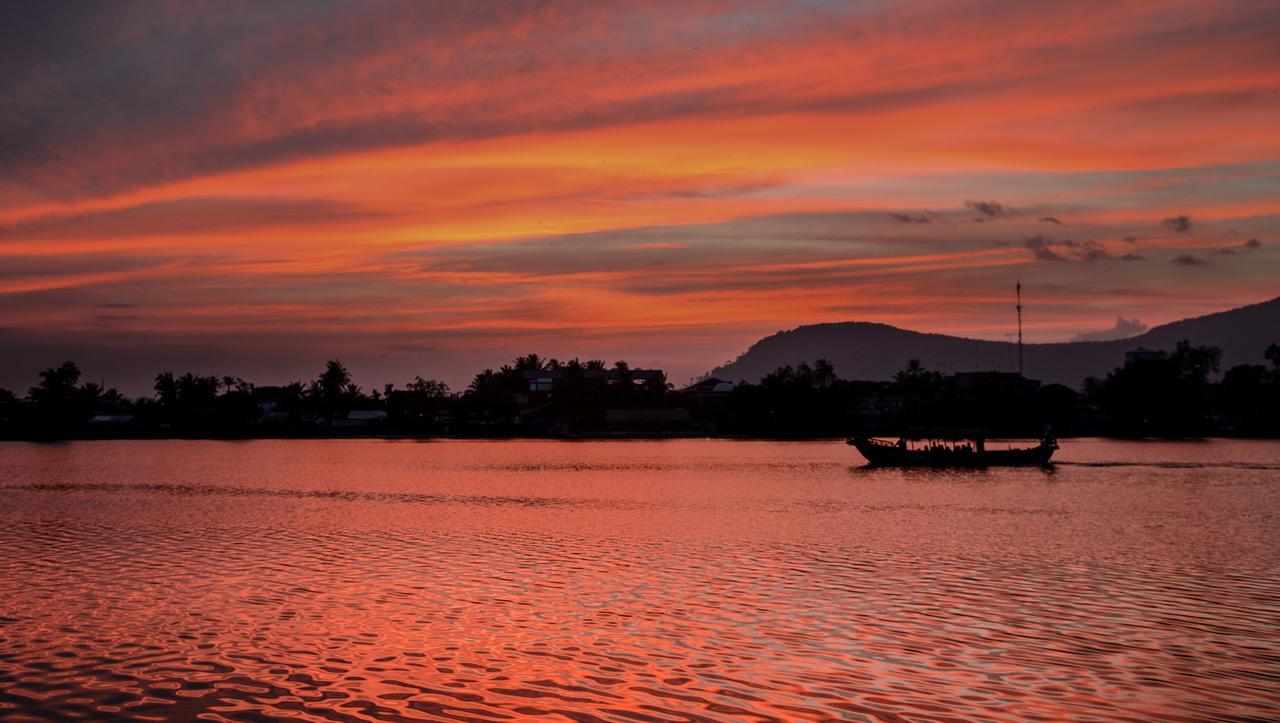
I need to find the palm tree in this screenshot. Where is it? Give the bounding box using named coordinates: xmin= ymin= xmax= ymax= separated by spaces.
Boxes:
xmin=282 ymin=381 xmax=306 ymax=415
xmin=283 ymin=381 xmax=305 ymax=401
xmin=175 ymin=372 xmax=217 ymax=404
xmin=317 ymin=360 xmax=351 ymax=403
xmin=408 ymin=377 xmax=449 ymax=397
xmin=762 ymin=365 xmax=795 ymax=388
xmin=77 ymin=381 xmax=103 ymax=406
xmin=514 ymin=354 xmax=549 ymax=371
xmin=796 ymin=362 xmax=814 ymax=386
xmin=497 ymin=363 xmax=522 ymax=392
xmin=812 ymin=358 xmax=837 ymax=389
xmin=31 ymin=361 xmax=81 ymax=408
xmin=647 ymin=370 xmax=669 ymax=400
xmin=895 ymin=358 xmax=926 ymax=383
xmin=468 ymin=369 xmax=498 ymax=395
xmin=154 ymin=371 xmax=178 ymax=406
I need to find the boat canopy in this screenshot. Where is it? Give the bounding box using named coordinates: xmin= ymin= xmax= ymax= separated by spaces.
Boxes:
xmin=898 ymin=427 xmax=990 ymax=440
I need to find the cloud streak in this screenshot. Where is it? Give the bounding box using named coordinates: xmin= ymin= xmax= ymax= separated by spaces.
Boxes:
xmin=0 ymin=197 xmax=384 ymax=241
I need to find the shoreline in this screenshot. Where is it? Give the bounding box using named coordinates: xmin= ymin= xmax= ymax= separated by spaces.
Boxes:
xmin=3 ymin=432 xmax=1276 ymax=443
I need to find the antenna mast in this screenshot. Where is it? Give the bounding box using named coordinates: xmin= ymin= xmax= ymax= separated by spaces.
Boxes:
xmin=1016 ymin=281 xmax=1024 ymax=377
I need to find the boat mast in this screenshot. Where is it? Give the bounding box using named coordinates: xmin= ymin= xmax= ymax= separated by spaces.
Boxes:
xmin=1016 ymin=281 xmax=1024 ymax=376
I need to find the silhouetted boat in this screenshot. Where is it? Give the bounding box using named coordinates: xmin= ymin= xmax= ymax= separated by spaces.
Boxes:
xmin=847 ymin=432 xmax=1057 ymax=467
xmin=848 ymin=284 xmax=1059 ymax=467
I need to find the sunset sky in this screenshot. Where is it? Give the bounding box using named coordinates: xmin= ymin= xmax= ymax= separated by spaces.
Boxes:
xmin=3 ymin=1 xmax=1278 ymax=393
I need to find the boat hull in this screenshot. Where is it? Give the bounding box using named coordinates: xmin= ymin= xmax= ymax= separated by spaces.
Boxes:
xmin=848 ymin=437 xmax=1055 ymax=467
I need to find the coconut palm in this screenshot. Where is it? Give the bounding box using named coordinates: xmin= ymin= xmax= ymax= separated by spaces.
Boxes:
xmin=317 ymin=360 xmax=351 ymax=404
xmin=514 ymin=354 xmax=550 ymax=372
xmin=31 ymin=361 xmax=81 ymax=408
xmin=154 ymin=371 xmax=178 ymax=406
xmin=812 ymin=358 xmax=837 ymax=389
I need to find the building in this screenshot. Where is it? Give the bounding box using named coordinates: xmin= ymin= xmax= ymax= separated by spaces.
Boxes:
xmin=331 ymin=409 xmax=388 ymax=430
xmin=681 ymin=377 xmax=735 ymax=399
xmin=520 ymin=367 xmax=667 ymax=396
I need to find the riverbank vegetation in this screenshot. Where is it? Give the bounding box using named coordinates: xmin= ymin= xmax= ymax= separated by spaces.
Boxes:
xmin=2 ymin=342 xmax=1277 ymax=440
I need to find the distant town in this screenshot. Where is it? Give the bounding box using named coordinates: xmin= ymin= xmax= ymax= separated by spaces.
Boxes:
xmin=3 ymin=340 xmax=1278 ymax=441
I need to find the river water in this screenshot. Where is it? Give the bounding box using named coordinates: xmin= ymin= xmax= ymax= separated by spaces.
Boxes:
xmin=1 ymin=439 xmax=1277 ymax=721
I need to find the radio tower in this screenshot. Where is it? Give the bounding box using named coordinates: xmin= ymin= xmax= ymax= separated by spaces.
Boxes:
xmin=1016 ymin=281 xmax=1024 ymax=377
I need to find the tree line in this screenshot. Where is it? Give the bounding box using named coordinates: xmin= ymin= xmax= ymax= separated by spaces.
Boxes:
xmin=1 ymin=341 xmax=1277 ymax=439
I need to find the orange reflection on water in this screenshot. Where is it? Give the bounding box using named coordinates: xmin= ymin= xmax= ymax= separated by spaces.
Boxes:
xmin=1 ymin=439 xmax=1279 ymax=720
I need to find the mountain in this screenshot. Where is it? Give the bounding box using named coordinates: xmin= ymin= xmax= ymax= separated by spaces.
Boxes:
xmin=710 ymin=296 xmax=1280 ymax=388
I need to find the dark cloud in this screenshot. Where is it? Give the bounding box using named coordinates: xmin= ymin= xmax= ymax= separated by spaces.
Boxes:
xmin=1074 ymin=240 xmax=1112 ymax=262
xmin=965 ymin=200 xmax=1007 ymax=218
xmin=1038 ymin=216 xmax=1063 ymax=225
xmin=1122 ymin=236 xmax=1138 ymax=243
xmin=1212 ymin=238 xmax=1263 ymax=255
xmin=888 ymin=211 xmax=936 ymax=224
xmin=1023 ymin=236 xmax=1066 ymax=262
xmin=1120 ymin=253 xmax=1145 ymax=261
xmin=1071 ymin=316 xmax=1149 ymax=342
xmin=1023 ymin=236 xmax=1118 ymax=263
xmin=1171 ymin=253 xmax=1206 ymax=266
xmin=1161 ymin=215 xmax=1192 ymax=233
xmin=1033 ymin=248 xmax=1067 ymax=262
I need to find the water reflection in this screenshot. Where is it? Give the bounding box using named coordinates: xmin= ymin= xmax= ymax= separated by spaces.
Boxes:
xmin=1 ymin=438 xmax=1278 ymax=720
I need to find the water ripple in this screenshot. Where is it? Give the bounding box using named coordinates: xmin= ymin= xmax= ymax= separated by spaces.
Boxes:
xmin=1 ymin=482 xmax=656 ymax=511
xmin=1 ymin=438 xmax=1278 ymax=721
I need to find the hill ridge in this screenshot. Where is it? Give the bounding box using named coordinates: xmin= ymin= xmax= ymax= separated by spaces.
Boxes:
xmin=710 ymin=296 xmax=1280 ymax=388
